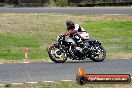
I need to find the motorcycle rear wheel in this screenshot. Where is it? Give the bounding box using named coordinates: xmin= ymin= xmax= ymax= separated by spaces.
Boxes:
xmin=90 ymin=45 xmax=106 ymax=62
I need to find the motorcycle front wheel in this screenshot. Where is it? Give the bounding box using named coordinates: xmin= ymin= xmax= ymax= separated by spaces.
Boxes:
xmin=48 ymin=44 xmax=67 ymax=63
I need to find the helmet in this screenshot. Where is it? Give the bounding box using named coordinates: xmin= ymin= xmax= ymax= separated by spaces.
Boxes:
xmin=66 ymin=20 xmax=75 ymax=30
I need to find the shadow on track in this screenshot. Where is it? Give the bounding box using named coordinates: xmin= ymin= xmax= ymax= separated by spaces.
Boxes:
xmin=47 ymin=60 xmax=107 ymax=64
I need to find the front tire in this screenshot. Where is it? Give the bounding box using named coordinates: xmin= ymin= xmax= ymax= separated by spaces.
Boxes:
xmin=90 ymin=45 xmax=106 ymax=62
xmin=48 ymin=44 xmax=67 ymax=63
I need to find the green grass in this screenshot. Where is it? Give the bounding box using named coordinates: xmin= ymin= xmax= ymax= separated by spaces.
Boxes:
xmin=1 ymin=81 xmax=132 ymax=88
xmin=83 ymin=20 xmax=132 ymax=50
xmin=0 ymin=14 xmax=131 ymax=63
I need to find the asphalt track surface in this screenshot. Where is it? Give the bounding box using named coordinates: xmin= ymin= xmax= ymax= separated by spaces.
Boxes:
xmin=0 ymin=7 xmax=132 ymax=14
xmin=0 ymin=59 xmax=132 ymax=84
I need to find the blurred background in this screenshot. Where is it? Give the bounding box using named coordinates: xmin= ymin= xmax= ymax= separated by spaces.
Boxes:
xmin=0 ymin=0 xmax=132 ymax=7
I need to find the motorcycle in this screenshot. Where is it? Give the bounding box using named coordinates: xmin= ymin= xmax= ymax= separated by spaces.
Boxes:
xmin=48 ymin=34 xmax=106 ymax=63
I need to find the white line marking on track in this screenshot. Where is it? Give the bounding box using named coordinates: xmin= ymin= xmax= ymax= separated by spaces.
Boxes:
xmin=12 ymin=83 xmax=23 ymax=85
xmin=44 ymin=81 xmax=54 ymax=83
xmin=0 ymin=84 xmax=4 ymax=86
xmin=23 ymin=62 xmax=30 ymax=63
xmin=27 ymin=82 xmax=37 ymax=84
xmin=61 ymin=80 xmax=73 ymax=82
xmin=0 ymin=77 xmax=132 ymax=86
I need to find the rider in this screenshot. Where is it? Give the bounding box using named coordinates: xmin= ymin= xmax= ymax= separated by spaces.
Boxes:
xmin=64 ymin=20 xmax=89 ymax=41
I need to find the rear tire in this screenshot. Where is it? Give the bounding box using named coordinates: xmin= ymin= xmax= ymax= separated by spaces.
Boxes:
xmin=90 ymin=45 xmax=106 ymax=62
xmin=48 ymin=44 xmax=67 ymax=63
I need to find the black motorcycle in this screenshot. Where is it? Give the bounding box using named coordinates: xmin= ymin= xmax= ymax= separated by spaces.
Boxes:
xmin=48 ymin=34 xmax=106 ymax=63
